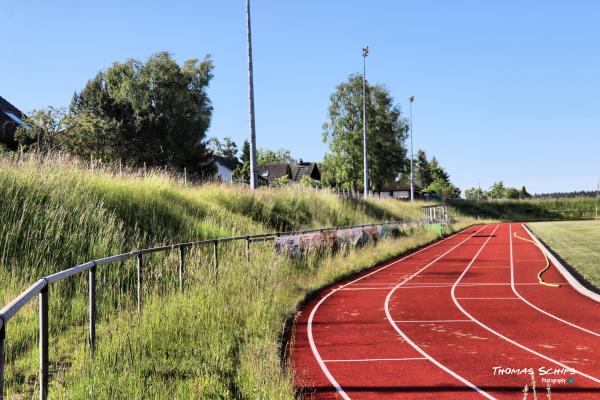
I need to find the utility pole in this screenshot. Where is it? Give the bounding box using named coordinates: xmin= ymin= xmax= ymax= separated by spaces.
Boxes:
xmin=362 ymin=46 xmax=369 ymax=197
xmin=409 ymin=96 xmax=415 ymax=201
xmin=246 ymin=0 xmax=258 ymax=189
xmin=478 ymin=182 xmax=481 ymax=203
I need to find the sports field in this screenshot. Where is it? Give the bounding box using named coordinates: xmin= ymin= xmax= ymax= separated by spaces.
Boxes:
xmin=291 ymin=223 xmax=600 ymax=399
xmin=528 ymin=220 xmax=600 ymax=289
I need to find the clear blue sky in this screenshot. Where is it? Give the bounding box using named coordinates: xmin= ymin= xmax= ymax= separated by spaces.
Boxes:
xmin=2 ymin=1 xmax=599 ymax=193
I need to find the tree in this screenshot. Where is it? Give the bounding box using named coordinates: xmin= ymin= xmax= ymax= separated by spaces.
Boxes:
xmin=520 ymin=186 xmax=531 ymax=199
xmin=67 ymin=52 xmax=215 ymax=174
xmin=429 ymin=157 xmax=450 ymax=183
xmin=208 ymin=136 xmax=238 ymax=159
xmin=424 ymin=179 xmax=461 ymax=199
xmin=232 ymin=140 xmax=251 ymax=183
xmin=416 ymin=149 xmax=432 ymax=188
xmin=504 ymin=187 xmax=520 ymax=199
xmin=488 ymin=181 xmax=506 ymax=199
xmin=15 ymin=107 xmax=67 ymax=153
xmin=321 ymin=74 xmax=408 ymax=190
xmin=257 ymin=148 xmax=294 ymax=164
xmin=465 ymin=187 xmax=487 ymax=201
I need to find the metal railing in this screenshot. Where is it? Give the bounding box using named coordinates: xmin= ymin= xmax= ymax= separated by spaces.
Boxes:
xmin=0 ymin=220 xmax=414 ymax=399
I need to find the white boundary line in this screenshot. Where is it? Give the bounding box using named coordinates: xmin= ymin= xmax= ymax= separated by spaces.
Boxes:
xmin=394 ymin=320 xmax=473 ymax=323
xmin=522 ymin=224 xmax=600 ymax=303
xmin=383 ymin=224 xmax=498 ymax=400
xmin=323 ymin=357 xmax=427 ymax=363
xmin=509 ymin=224 xmax=600 ymax=337
xmin=306 ymin=225 xmax=485 ymax=400
xmin=451 ymin=224 xmax=600 ymax=385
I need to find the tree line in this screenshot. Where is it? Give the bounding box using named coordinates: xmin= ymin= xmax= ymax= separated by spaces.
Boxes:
xmin=4 ymin=53 xmax=461 ymax=197
xmin=464 ymin=182 xmax=532 ymax=200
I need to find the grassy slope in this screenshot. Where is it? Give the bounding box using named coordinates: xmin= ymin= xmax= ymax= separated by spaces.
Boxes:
xmin=528 ymin=220 xmax=600 ymax=289
xmin=0 ymin=156 xmax=475 ymax=399
xmin=449 ymin=198 xmax=597 ymax=221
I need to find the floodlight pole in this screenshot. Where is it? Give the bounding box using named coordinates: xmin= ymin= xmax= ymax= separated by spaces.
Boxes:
xmin=362 ymin=46 xmax=369 ymax=197
xmin=247 ymin=0 xmax=258 ymax=189
xmin=409 ymin=96 xmax=415 ymax=202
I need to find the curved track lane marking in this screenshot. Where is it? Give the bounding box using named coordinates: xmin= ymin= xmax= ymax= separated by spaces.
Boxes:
xmin=509 ymin=224 xmax=600 ymax=337
xmin=384 ymin=224 xmax=499 ymax=400
xmin=307 ymin=225 xmax=487 ymax=399
xmin=451 ymin=224 xmax=600 ymax=385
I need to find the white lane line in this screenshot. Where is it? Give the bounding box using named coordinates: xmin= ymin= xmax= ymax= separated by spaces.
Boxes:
xmin=456 ymin=297 xmax=519 ymax=300
xmin=384 ymin=224 xmax=498 ymax=400
xmin=509 ymin=224 xmax=600 ymax=337
xmin=324 ymin=357 xmax=427 ymax=363
xmin=307 ymin=225 xmax=485 ymax=400
xmin=451 ymin=225 xmax=600 ymax=385
xmin=395 ymin=320 xmax=473 ymax=323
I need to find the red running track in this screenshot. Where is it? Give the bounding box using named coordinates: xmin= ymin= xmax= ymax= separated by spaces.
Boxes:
xmin=290 ymin=223 xmax=600 ymax=399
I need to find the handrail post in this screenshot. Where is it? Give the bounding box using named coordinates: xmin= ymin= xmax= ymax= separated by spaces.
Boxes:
xmin=178 ymin=246 xmax=185 ymax=293
xmin=136 ymin=253 xmax=143 ymax=314
xmin=88 ymin=265 xmax=96 ymax=357
xmin=213 ymin=240 xmax=218 ymax=281
xmin=0 ymin=320 xmax=5 ymax=400
xmin=39 ymin=285 xmax=49 ymax=400
xmin=245 ymin=237 xmax=250 ymax=264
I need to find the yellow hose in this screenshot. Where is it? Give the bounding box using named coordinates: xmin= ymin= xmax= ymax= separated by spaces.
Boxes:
xmin=513 ymin=231 xmax=560 ymax=288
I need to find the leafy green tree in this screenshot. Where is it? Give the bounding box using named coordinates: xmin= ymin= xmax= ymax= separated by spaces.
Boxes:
xmin=321 ymin=74 xmax=408 ymax=190
xmin=465 ymin=187 xmax=487 ymax=201
xmin=257 ymin=148 xmax=294 ymax=164
xmin=416 ymin=149 xmax=432 ymax=188
xmin=424 ymin=179 xmax=461 ymax=199
xmin=15 ymin=107 xmax=67 ymax=153
xmin=504 ymin=187 xmax=520 ymax=199
xmin=488 ymin=181 xmax=506 ymax=199
xmin=67 ymin=52 xmax=215 ymax=174
xmin=208 ymin=136 xmax=238 ymax=159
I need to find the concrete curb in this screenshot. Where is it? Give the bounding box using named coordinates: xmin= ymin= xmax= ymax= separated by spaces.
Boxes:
xmin=523 ymin=224 xmax=600 ymax=303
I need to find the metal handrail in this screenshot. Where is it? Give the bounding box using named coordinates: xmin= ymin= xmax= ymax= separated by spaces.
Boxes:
xmin=0 ymin=219 xmax=414 ymax=399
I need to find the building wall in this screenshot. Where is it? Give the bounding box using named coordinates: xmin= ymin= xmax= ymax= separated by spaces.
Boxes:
xmin=216 ymin=162 xmax=233 ymax=183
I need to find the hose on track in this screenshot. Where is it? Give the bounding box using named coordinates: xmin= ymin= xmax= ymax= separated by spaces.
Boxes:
xmin=513 ymin=231 xmax=560 ymax=288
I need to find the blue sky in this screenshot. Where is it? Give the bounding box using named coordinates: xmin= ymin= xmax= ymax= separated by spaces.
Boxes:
xmin=2 ymin=1 xmax=599 ymax=193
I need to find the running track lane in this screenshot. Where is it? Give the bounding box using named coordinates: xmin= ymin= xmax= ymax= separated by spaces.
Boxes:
xmin=290 ymin=223 xmax=600 ymax=399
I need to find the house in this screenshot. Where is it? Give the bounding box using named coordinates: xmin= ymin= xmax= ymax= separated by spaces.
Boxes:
xmin=213 ymin=156 xmax=241 ymax=183
xmin=0 ymin=95 xmax=27 ymax=150
xmin=258 ymin=162 xmax=321 ymax=185
xmin=291 ymin=162 xmax=321 ymax=181
xmin=371 ymin=183 xmax=420 ymax=199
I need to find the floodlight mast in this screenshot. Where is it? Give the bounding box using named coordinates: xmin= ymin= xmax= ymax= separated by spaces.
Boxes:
xmin=409 ymin=95 xmax=415 ymax=202
xmin=247 ymin=0 xmax=258 ymax=189
xmin=362 ymin=46 xmax=369 ymax=197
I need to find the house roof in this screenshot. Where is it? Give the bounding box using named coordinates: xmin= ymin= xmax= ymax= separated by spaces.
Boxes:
xmin=290 ymin=162 xmax=320 ymax=181
xmin=213 ymin=155 xmax=241 ymax=171
xmin=0 ymin=95 xmax=25 ymax=126
xmin=258 ymin=163 xmax=291 ymax=183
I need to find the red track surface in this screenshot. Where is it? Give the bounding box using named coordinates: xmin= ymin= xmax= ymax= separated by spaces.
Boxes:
xmin=291 ymin=223 xmax=600 ymax=399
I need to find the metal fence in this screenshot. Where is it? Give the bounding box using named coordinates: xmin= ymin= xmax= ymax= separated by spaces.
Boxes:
xmin=0 ymin=220 xmax=414 ymax=399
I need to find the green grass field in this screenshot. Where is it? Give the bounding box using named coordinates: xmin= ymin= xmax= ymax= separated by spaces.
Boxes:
xmin=528 ymin=220 xmax=600 ymax=289
xmin=0 ymin=153 xmax=479 ymax=399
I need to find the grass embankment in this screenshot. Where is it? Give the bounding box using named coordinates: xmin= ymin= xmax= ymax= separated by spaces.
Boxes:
xmin=449 ymin=198 xmax=597 ymax=221
xmin=0 ymin=155 xmax=476 ymax=399
xmin=528 ymin=220 xmax=600 ymax=289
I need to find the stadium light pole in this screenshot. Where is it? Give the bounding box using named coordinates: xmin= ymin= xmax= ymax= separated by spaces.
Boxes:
xmin=362 ymin=46 xmax=369 ymax=197
xmin=409 ymin=95 xmax=415 ymax=202
xmin=246 ymin=0 xmax=258 ymax=189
